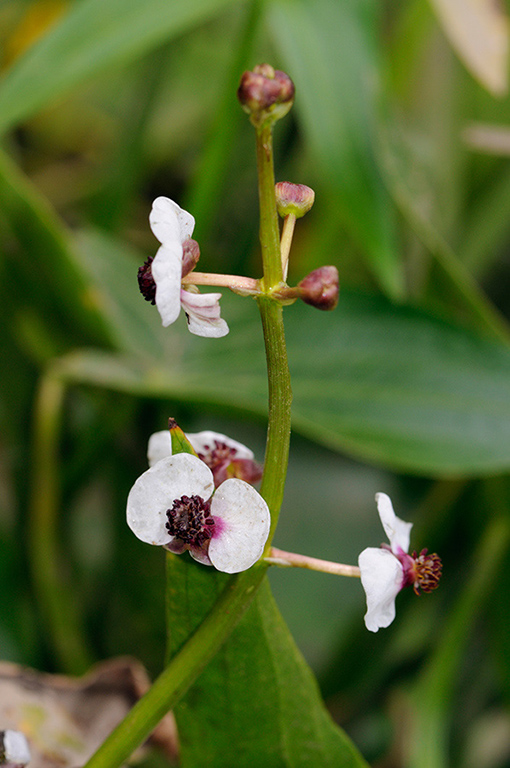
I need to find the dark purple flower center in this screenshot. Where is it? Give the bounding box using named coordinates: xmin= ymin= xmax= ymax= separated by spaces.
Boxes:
xmin=197 ymin=440 xmax=263 ymax=487
xmin=198 ymin=441 xmax=237 ymax=472
xmin=400 ymin=549 xmax=442 ymax=595
xmin=166 ymin=494 xmax=215 ymax=548
xmin=137 ymin=256 xmax=157 ymax=304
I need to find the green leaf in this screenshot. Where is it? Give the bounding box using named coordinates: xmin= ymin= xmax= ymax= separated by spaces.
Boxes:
xmin=378 ymin=121 xmax=510 ymax=345
xmin=64 ymin=228 xmax=510 ymax=477
xmin=166 ymin=556 xmax=368 ymax=767
xmin=0 ymin=149 xmax=113 ymax=349
xmin=407 ymin=514 xmax=510 ymax=768
xmin=269 ymin=0 xmax=403 ymax=299
xmin=0 ymin=0 xmax=238 ymax=136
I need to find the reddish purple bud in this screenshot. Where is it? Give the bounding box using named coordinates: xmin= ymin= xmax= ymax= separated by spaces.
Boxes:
xmin=298 ymin=266 xmax=339 ymax=311
xmin=275 ymin=182 xmax=315 ymax=218
xmin=237 ymin=64 xmax=295 ymax=126
xmin=181 ymin=238 xmax=200 ymax=277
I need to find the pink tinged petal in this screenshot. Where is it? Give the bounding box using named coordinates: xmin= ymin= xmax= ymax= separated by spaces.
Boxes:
xmin=189 ymin=547 xmax=213 ymax=567
xmin=147 ymin=431 xmax=172 ymax=467
xmin=187 ymin=431 xmax=255 ymax=461
xmin=208 ymin=479 xmax=270 ymax=573
xmin=126 ymin=454 xmax=214 ymax=546
xmin=358 ymin=547 xmax=404 ymax=632
xmin=152 ymin=246 xmax=182 ymax=326
xmin=181 ymin=289 xmax=229 ymax=338
xmin=150 ymin=196 xmax=195 ymax=245
xmin=375 ymin=492 xmax=413 ymax=555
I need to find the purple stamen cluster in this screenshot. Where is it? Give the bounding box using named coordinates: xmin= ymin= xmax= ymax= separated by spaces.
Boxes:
xmin=399 ymin=548 xmax=442 ymax=595
xmin=409 ymin=549 xmax=443 ymax=595
xmin=166 ymin=494 xmax=215 ymax=548
xmin=137 ymin=256 xmax=157 ymax=304
xmin=198 ymin=441 xmax=236 ymax=472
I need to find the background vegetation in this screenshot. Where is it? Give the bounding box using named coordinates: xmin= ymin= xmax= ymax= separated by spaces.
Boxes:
xmin=1 ymin=0 xmax=510 ymax=766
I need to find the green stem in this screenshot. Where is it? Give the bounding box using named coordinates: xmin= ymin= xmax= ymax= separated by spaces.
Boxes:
xmin=256 ymin=123 xmax=283 ymax=288
xmin=83 ymin=81 xmax=292 ymax=768
xmin=84 ymin=562 xmax=269 ymax=768
xmin=257 ymin=296 xmax=292 ymax=541
xmin=30 ymin=372 xmax=93 ymax=673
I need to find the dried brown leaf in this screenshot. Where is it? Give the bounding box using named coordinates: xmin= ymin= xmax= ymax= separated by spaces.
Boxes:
xmin=0 ymin=658 xmax=178 ymax=768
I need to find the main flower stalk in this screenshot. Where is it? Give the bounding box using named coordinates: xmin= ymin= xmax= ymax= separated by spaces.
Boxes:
xmin=82 ymin=69 xmax=293 ymax=768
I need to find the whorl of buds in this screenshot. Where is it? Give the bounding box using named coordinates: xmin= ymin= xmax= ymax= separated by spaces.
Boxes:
xmin=181 ymin=238 xmax=200 ymax=277
xmin=298 ymin=266 xmax=339 ymax=311
xmin=275 ymin=182 xmax=315 ymax=218
xmin=237 ymin=64 xmax=295 ymax=127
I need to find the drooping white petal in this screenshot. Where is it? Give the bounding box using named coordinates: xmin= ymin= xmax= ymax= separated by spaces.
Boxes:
xmin=1 ymin=731 xmax=31 ymax=766
xmin=150 ymin=196 xmax=195 ymax=245
xmin=187 ymin=431 xmax=255 ymax=460
xmin=127 ymin=454 xmax=214 ymax=546
xmin=151 ymin=245 xmax=182 ymax=327
xmin=358 ymin=547 xmax=404 ymax=632
xmin=181 ymin=289 xmax=229 ymax=338
xmin=147 ymin=431 xmax=173 ymax=467
xmin=208 ymin=479 xmax=270 ymax=573
xmin=375 ymin=492 xmax=413 ymax=555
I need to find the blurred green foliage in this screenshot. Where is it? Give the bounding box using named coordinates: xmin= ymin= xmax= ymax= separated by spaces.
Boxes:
xmin=2 ymin=0 xmax=510 ymax=766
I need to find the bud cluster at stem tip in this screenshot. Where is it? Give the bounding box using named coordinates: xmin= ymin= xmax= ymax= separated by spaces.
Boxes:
xmin=237 ymin=64 xmax=295 ymax=127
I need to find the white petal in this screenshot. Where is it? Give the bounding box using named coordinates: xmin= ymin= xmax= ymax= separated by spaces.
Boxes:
xmin=127 ymin=454 xmax=214 ymax=546
xmin=358 ymin=547 xmax=404 ymax=632
xmin=147 ymin=431 xmax=172 ymax=467
xmin=375 ymin=492 xmax=413 ymax=554
xmin=208 ymin=479 xmax=270 ymax=573
xmin=150 ymin=196 xmax=195 ymax=245
xmin=189 ymin=548 xmax=212 ymax=567
xmin=152 ymin=246 xmax=182 ymax=327
xmin=181 ymin=289 xmax=229 ymax=338
xmin=187 ymin=431 xmax=254 ymax=460
xmin=2 ymin=731 xmax=31 ymax=765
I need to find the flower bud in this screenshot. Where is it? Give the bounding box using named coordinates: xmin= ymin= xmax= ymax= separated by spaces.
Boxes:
xmin=275 ymin=182 xmax=315 ymax=218
xmin=237 ymin=64 xmax=295 ymax=127
xmin=298 ymin=266 xmax=339 ymax=311
xmin=168 ymin=417 xmax=198 ymax=457
xmin=181 ymin=238 xmax=200 ymax=277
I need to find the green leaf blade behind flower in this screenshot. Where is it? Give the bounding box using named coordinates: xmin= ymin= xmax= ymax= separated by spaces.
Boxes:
xmin=166 ymin=556 xmax=368 ymax=768
xmin=64 ymin=228 xmax=510 ymax=477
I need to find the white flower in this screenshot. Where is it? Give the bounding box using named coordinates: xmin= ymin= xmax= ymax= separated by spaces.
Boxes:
xmin=126 ymin=452 xmax=269 ymax=573
xmin=148 ymin=429 xmax=262 ymax=486
xmin=358 ymin=493 xmax=442 ymax=632
xmin=148 ymin=196 xmax=229 ymax=338
xmin=0 ymin=731 xmax=31 ymax=767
